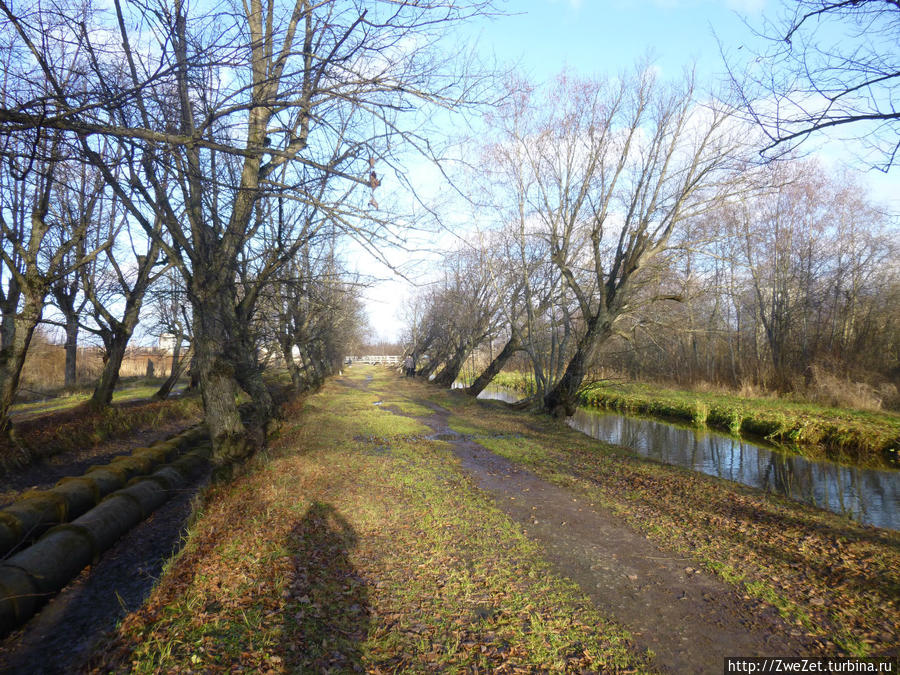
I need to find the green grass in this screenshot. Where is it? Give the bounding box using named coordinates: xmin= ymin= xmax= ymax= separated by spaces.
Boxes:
xmin=11 ymin=379 xmax=187 ymax=419
xmin=3 ymin=392 xmax=203 ymax=477
xmin=89 ymin=366 xmax=899 ymax=669
xmin=94 ymin=365 xmax=652 ymax=673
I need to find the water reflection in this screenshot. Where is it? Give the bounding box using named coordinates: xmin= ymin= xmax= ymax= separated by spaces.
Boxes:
xmin=472 ymin=385 xmax=898 ymax=530
xmin=474 ymin=385 xmax=521 ymax=404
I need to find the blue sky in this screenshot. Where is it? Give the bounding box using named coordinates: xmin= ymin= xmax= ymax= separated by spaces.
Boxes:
xmin=362 ymin=0 xmax=898 ymax=343
xmin=469 ymin=0 xmax=763 ymax=84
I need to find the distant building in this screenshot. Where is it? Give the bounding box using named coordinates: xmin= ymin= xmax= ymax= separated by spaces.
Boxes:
xmin=158 ymin=333 xmax=177 ymax=354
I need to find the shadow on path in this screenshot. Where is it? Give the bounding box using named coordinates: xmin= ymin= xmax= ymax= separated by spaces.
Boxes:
xmin=281 ymin=501 xmax=370 ymax=673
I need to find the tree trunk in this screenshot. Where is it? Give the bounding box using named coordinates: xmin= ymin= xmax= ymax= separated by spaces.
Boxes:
xmin=187 ymin=353 xmax=200 ymax=390
xmin=190 ymin=278 xmax=256 ymax=470
xmin=90 ymin=335 xmax=130 ymax=409
xmin=195 ymin=330 xmax=250 ymax=468
xmin=0 ymin=296 xmax=44 ymax=449
xmin=542 ymin=316 xmax=611 ymax=418
xmin=155 ymin=339 xmax=189 ymax=400
xmin=87 ymin=265 xmax=154 ymax=408
xmin=281 ymin=338 xmax=302 ymax=390
xmin=0 ymin=278 xmax=21 ymax=354
xmin=51 ymin=281 xmax=81 ymax=391
xmin=232 ymin=341 xmax=274 ymax=428
xmin=307 ymin=343 xmax=329 ymax=385
xmin=418 ymin=351 xmax=445 ymax=380
xmin=63 ymin=315 xmax=78 ymax=389
xmin=466 ymin=335 xmax=520 ymax=397
xmin=433 ymin=342 xmax=470 ymax=388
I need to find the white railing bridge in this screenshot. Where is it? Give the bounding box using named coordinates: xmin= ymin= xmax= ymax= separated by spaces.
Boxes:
xmin=347 ymin=355 xmax=401 ymax=365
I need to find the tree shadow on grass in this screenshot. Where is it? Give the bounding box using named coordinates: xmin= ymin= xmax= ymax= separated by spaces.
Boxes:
xmin=282 ymin=501 xmax=370 ymax=673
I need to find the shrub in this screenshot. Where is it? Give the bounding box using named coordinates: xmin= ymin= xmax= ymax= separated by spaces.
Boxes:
xmin=803 ymin=365 xmax=883 ymax=411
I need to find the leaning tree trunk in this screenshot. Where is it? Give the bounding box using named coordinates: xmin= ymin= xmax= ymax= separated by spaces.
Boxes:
xmin=89 ymin=330 xmax=130 ymax=409
xmin=155 ymin=339 xmax=190 ymax=400
xmin=88 ymin=284 xmax=148 ymax=408
xmin=466 ymin=335 xmax=520 ymax=397
xmin=433 ymin=342 xmax=471 ymax=388
xmin=542 ymin=315 xmax=611 ymax=418
xmin=418 ymin=351 xmax=446 ymax=380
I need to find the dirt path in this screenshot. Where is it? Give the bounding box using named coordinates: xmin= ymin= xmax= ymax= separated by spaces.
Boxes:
xmin=386 ymin=399 xmax=816 ymax=674
xmin=72 ymin=366 xmax=896 ymax=672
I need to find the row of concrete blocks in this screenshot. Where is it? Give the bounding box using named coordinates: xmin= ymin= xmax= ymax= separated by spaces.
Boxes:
xmin=0 ymin=428 xmax=211 ymax=636
xmin=0 ymin=425 xmax=208 ymax=559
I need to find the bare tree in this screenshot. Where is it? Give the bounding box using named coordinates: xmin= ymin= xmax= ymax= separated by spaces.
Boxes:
xmin=599 ymin=159 xmax=900 ymax=401
xmin=0 ymin=0 xmax=495 ymax=469
xmin=726 ymin=0 xmax=900 ymax=170
xmin=81 ymin=210 xmax=171 ymax=408
xmin=145 ymin=269 xmax=193 ymax=400
xmin=493 ymin=68 xmax=741 ymax=417
xmin=464 ymin=94 xmax=572 ymax=399
xmin=0 ymin=133 xmax=112 ymax=443
xmin=430 ymin=247 xmax=500 ymax=388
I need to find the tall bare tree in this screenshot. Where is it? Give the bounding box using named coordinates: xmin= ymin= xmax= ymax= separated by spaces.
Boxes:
xmin=490 ymin=69 xmax=741 ymax=417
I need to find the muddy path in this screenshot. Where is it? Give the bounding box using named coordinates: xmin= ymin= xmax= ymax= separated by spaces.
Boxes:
xmin=386 ymin=398 xmax=817 ymax=674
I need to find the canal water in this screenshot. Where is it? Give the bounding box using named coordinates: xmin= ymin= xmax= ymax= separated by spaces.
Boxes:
xmin=469 ymin=385 xmax=898 ymax=530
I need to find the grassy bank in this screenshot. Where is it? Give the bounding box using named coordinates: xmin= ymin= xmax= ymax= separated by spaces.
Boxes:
xmin=90 ymin=367 xmax=651 ymax=673
xmin=432 ymin=389 xmax=899 ymax=658
xmin=491 ymin=372 xmax=900 ymax=466
xmin=3 ymin=393 xmax=203 ymax=475
xmin=10 ymin=377 xmax=186 ymax=419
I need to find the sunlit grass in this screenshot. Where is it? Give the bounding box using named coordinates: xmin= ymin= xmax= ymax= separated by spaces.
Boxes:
xmin=105 ymin=363 xmax=653 ymax=673
xmin=11 ymin=379 xmax=187 ymax=419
